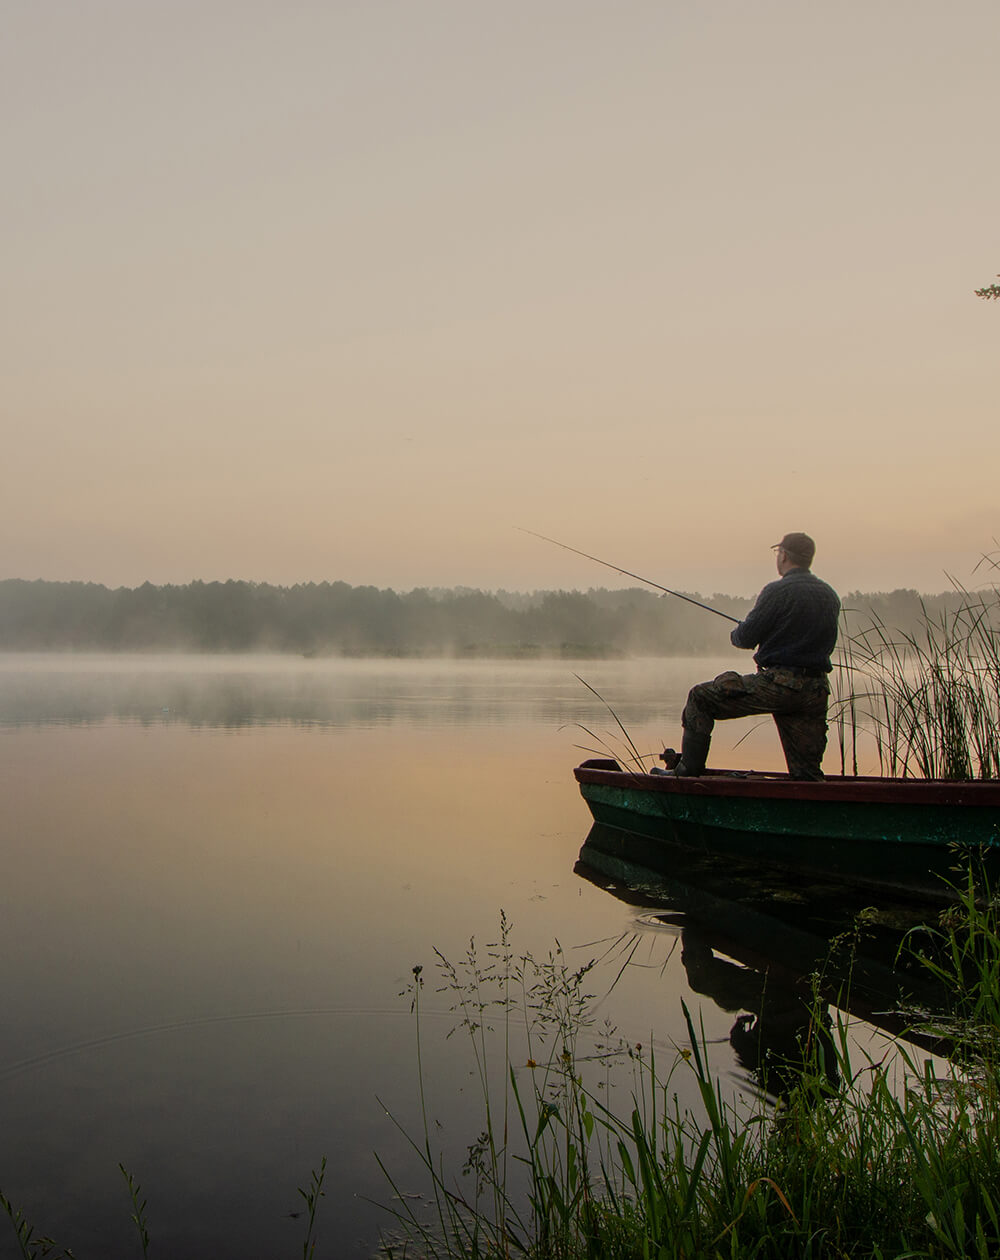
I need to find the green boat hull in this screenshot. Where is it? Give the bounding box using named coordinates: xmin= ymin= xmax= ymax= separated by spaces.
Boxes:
xmin=575 ymin=759 xmax=1000 ymax=901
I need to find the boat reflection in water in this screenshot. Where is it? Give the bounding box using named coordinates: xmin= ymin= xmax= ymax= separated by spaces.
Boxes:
xmin=576 ymin=824 xmax=952 ymax=1101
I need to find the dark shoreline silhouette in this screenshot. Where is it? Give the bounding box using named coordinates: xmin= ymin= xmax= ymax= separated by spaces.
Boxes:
xmin=0 ymin=577 xmax=962 ymax=658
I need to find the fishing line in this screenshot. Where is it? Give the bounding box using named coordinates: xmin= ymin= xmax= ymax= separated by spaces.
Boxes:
xmin=516 ymin=527 xmax=740 ymax=624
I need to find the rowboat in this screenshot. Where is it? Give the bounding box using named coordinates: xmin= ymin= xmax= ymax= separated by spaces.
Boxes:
xmin=574 ymin=758 xmax=1000 ymax=902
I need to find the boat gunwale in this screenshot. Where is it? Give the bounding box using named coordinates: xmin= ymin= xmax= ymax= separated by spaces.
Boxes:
xmin=574 ymin=758 xmax=1000 ymax=808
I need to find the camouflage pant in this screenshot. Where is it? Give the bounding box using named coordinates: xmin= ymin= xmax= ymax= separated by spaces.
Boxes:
xmin=682 ymin=668 xmax=830 ymax=781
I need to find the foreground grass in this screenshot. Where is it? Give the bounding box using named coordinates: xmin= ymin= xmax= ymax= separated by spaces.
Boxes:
xmin=379 ymin=883 xmax=1000 ymax=1260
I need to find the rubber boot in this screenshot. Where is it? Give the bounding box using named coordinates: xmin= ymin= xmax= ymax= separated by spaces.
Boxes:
xmin=672 ymin=730 xmax=711 ymax=777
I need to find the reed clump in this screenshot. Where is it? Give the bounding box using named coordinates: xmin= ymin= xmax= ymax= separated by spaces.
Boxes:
xmin=380 ymin=887 xmax=1000 ymax=1260
xmin=836 ymin=564 xmax=1000 ymax=779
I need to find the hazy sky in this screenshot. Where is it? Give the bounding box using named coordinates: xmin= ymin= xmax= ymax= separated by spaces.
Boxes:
xmin=4 ymin=1 xmax=997 ymax=598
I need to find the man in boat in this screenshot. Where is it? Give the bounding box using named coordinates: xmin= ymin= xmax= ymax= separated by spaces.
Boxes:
xmin=662 ymin=532 xmax=840 ymax=781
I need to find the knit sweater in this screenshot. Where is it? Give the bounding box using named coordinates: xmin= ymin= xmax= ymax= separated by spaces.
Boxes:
xmin=730 ymin=568 xmax=840 ymax=672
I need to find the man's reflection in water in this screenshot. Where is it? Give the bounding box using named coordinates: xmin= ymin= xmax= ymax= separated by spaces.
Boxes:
xmin=681 ymin=926 xmax=839 ymax=1101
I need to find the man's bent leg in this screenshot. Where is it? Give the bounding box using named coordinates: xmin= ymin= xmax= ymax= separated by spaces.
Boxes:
xmin=678 ymin=672 xmax=831 ymax=776
xmin=676 ymin=672 xmax=777 ymax=775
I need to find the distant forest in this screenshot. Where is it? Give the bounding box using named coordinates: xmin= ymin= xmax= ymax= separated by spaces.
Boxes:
xmin=0 ymin=578 xmax=982 ymax=658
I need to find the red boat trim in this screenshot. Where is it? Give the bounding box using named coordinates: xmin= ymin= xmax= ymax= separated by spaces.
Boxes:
xmin=573 ymin=759 xmax=1000 ymax=808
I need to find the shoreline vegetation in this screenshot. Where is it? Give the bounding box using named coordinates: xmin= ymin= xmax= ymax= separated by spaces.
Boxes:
xmin=376 ymin=880 xmax=1000 ymax=1260
xmin=0 ymin=578 xmax=984 ymax=659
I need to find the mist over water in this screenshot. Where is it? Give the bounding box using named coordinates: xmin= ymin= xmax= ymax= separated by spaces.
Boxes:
xmin=0 ymin=653 xmax=686 ymax=730
xmin=0 ymin=655 xmax=926 ymax=1258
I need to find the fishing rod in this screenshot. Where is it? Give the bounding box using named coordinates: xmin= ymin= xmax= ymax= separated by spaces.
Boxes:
xmin=517 ymin=527 xmax=740 ymax=624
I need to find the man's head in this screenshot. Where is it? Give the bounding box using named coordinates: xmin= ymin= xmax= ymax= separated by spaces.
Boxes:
xmin=772 ymin=532 xmax=815 ymax=572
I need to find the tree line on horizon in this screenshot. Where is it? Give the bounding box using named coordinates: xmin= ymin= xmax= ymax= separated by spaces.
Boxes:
xmin=0 ymin=577 xmax=982 ymax=659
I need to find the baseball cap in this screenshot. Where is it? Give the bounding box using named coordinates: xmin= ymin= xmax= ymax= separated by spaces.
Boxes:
xmin=772 ymin=532 xmax=816 ymax=565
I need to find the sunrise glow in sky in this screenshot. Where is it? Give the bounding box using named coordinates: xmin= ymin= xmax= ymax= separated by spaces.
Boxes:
xmin=4 ymin=1 xmax=998 ymax=599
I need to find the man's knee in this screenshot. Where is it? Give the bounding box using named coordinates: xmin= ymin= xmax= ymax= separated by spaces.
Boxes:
xmin=683 ymin=672 xmax=750 ymax=731
xmin=683 ymin=681 xmax=717 ymax=733
xmin=686 ymin=681 xmax=711 ymax=709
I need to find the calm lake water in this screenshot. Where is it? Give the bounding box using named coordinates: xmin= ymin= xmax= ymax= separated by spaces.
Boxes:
xmin=0 ymin=655 xmax=935 ymax=1259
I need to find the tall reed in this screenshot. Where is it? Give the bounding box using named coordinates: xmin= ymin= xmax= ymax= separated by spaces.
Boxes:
xmin=834 ymin=571 xmax=1000 ymax=779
